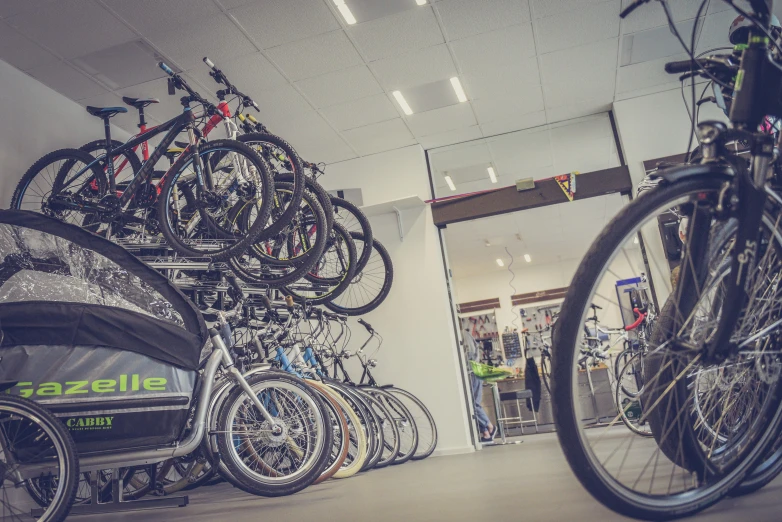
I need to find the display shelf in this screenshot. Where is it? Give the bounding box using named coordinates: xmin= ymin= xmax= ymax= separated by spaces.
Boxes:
xmin=359 ymin=195 xmax=425 ymax=241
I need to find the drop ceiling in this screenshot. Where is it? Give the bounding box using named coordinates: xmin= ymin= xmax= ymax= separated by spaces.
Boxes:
xmin=443 ymin=192 xmax=628 ymax=279
xmin=0 ymin=0 xmax=769 ymax=163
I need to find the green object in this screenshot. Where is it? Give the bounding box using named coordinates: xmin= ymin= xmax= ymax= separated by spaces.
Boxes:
xmin=470 ymin=361 xmax=512 ymax=383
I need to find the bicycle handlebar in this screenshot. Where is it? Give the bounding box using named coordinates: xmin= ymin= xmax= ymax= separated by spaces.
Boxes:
xmin=357 ymin=318 xmax=374 ymax=334
xmin=620 ymin=0 xmax=650 ymax=19
xmin=664 ymin=59 xmax=697 ymax=74
xmin=158 ymin=61 xmax=175 ymax=76
xmin=624 ymin=308 xmax=646 ymax=331
xmin=202 ymin=56 xmax=260 ymax=112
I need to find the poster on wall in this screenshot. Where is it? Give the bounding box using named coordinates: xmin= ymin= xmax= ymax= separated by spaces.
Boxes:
xmin=459 ymin=313 xmax=499 ymax=340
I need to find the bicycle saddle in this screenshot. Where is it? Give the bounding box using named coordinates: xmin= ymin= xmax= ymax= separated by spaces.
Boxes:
xmin=85 ymin=106 xmax=127 ymax=119
xmin=122 ymin=96 xmax=159 ymax=109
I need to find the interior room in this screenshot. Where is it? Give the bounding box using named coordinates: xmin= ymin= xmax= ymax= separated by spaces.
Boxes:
xmin=1 ymin=1 xmax=781 ymax=521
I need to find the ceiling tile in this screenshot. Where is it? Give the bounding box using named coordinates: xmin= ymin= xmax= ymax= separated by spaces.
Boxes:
xmin=436 ymin=0 xmax=531 ymax=41
xmin=320 ymin=94 xmax=399 ymax=130
xmin=430 ymin=141 xmax=493 ymax=173
xmin=348 ymin=7 xmax=444 ymax=61
xmin=531 ymin=0 xmax=612 ymax=19
xmin=0 ymin=21 xmax=59 ymax=71
xmin=184 ymin=52 xmax=288 ymax=97
xmin=539 ymin=37 xmax=618 ymax=107
xmin=215 ymin=0 xmax=253 ymax=9
xmin=116 ymin=77 xmax=184 ymax=123
xmin=266 ymin=30 xmax=363 ymax=82
xmin=370 ymin=44 xmax=457 ymax=90
xmin=229 ymin=0 xmax=340 ymax=49
xmin=418 ymin=125 xmax=483 ymax=150
xmin=487 ymin=126 xmax=553 ymax=172
xmin=406 ymin=103 xmax=477 ymax=137
xmin=545 ymin=97 xmax=613 ymax=124
xmin=620 ymin=0 xmax=706 ymax=34
xmin=349 ymin=0 xmax=423 ymax=23
xmin=342 ymin=118 xmax=416 ymax=156
xmin=472 ymin=86 xmax=545 ymax=123
xmin=251 ymin=84 xmax=314 ymax=129
xmin=536 ymin=0 xmax=620 ymax=54
xmin=450 ymin=24 xmax=535 ymax=75
xmin=295 ymin=65 xmax=383 ymax=108
xmin=103 ymin=0 xmax=221 ymax=38
xmin=146 ymin=14 xmax=256 ymax=71
xmin=7 ymin=0 xmax=137 ymax=60
xmin=480 ymin=110 xmax=546 ymax=137
xmin=403 ymin=79 xmax=460 ymax=112
xmin=270 ymin=111 xmax=357 ymax=164
xmin=616 ymin=52 xmax=688 ymax=94
xmin=696 ymin=9 xmax=735 ymax=52
xmin=0 ymin=0 xmax=54 ymax=19
xmin=27 ymin=61 xmax=108 ymax=100
xmin=461 ymin=59 xmax=540 ymax=100
xmin=71 ymin=40 xmax=166 ymax=91
xmin=613 ymin=81 xmax=683 ymax=101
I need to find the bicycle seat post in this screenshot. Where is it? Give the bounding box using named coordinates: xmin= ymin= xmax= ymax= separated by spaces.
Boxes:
xmin=101 ymin=116 xmax=116 ymax=192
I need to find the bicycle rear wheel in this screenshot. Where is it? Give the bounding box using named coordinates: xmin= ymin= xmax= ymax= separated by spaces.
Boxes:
xmin=552 ymin=175 xmax=782 ymax=520
xmin=354 ymin=389 xmax=399 ymax=469
xmin=1 ymin=395 xmax=79 ymax=522
xmin=308 ymin=382 xmax=349 ymax=484
xmin=385 ymin=387 xmax=438 ymax=460
xmin=365 ymin=388 xmax=418 ymax=465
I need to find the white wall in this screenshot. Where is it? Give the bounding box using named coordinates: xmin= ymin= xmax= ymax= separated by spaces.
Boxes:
xmin=0 ymin=59 xmax=129 ymax=206
xmin=318 ymin=145 xmax=473 ymax=456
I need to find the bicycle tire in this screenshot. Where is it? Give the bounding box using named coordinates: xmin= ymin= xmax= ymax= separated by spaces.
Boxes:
xmin=325 ymin=233 xmax=394 ymax=316
xmin=353 ymin=388 xmax=399 ymax=469
xmin=275 ymin=172 xmax=334 ymax=239
xmin=308 ymin=382 xmax=349 ymax=484
xmin=215 ymin=372 xmax=332 ymax=497
xmin=330 ymin=196 xmax=372 ymax=274
xmin=1 ymin=395 xmax=79 ymax=522
xmin=78 ymin=139 xmax=143 ymax=191
xmin=363 ymin=387 xmax=418 ymax=465
xmin=237 ymin=132 xmax=305 ymax=241
xmin=325 ymin=381 xmax=382 ymax=472
xmin=283 ymin=222 xmax=358 ymax=305
xmin=156 ymin=139 xmax=274 ymax=261
xmin=229 ymin=182 xmax=328 ymax=287
xmin=614 ymin=351 xmax=653 ymax=437
xmin=12 ymin=148 xmax=107 ymax=227
xmin=552 ymin=175 xmax=782 ymax=520
xmin=385 ymin=387 xmax=437 ymax=460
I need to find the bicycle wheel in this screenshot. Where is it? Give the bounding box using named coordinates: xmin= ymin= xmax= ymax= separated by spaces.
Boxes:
xmin=614 ymin=351 xmax=653 ymax=437
xmin=275 ymin=172 xmax=334 ymax=237
xmin=540 ymin=354 xmax=552 ymax=396
xmin=12 ymin=148 xmax=106 ymax=229
xmin=325 ymin=233 xmax=394 ymax=316
xmin=552 ymin=174 xmax=782 ymax=520
xmin=354 ymin=389 xmax=399 ymax=469
xmin=324 ymin=381 xmax=379 ymax=473
xmin=237 ymin=133 xmax=305 ymax=240
xmin=283 ymin=223 xmax=357 ymax=305
xmin=157 ymin=139 xmax=274 ymax=260
xmin=78 ymin=139 xmax=142 ymax=193
xmin=0 ymin=395 xmax=78 ymax=522
xmin=215 ymin=372 xmax=331 ymax=497
xmin=308 ymin=382 xmax=349 ymax=484
xmin=330 ymin=196 xmax=372 ymax=273
xmin=386 ymin=387 xmax=438 ymax=460
xmin=229 ymin=182 xmax=328 ymax=287
xmin=365 ymin=388 xmax=418 ymax=465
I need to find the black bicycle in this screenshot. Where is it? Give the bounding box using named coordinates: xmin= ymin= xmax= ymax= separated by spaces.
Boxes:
xmin=12 ymin=62 xmax=274 ymax=261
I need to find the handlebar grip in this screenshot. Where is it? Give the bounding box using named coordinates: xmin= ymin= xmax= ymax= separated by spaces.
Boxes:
xmin=357 ymin=318 xmax=374 ymax=333
xmin=158 ymin=61 xmax=175 ymax=76
xmin=284 ymin=295 xmax=294 ymax=310
xmin=619 ymin=0 xmax=648 ymax=18
xmin=665 ymin=60 xmax=697 ymax=74
xmin=251 ymin=100 xmax=260 ymax=111
xmin=224 ymin=273 xmax=243 ymax=296
xmin=260 ymin=295 xmax=272 ymax=311
xmin=203 ymin=56 xmax=215 ymax=69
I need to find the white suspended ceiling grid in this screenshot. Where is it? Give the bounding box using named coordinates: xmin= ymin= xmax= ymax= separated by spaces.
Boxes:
xmin=0 ymin=0 xmax=760 ymax=165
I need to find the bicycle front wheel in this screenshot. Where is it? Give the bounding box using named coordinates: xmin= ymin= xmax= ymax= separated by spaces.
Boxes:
xmin=552 ymin=174 xmax=782 ymax=520
xmin=385 ymin=387 xmax=437 ymax=460
xmin=1 ymin=395 xmax=79 ymax=522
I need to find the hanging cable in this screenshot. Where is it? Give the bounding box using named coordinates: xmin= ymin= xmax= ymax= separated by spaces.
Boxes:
xmin=505 ymin=247 xmax=520 ymax=332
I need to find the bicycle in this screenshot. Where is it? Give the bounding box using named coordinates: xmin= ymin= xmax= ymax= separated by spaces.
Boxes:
xmin=12 ymin=62 xmax=274 ymax=261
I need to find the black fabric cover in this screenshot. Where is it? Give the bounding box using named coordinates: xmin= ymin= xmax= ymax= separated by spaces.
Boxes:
xmin=0 ymin=301 xmax=202 ymax=370
xmin=0 ymin=210 xmax=207 ymax=345
xmin=525 ymin=357 xmax=541 ymax=413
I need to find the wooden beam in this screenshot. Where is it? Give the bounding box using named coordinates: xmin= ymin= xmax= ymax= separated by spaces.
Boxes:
xmin=511 ymin=287 xmax=568 ymax=306
xmin=457 ymin=298 xmax=501 ymax=314
xmin=432 ymin=165 xmax=632 ymax=227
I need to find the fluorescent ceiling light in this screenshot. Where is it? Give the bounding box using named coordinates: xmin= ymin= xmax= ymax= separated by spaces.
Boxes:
xmin=496 ymin=258 xmax=504 ymax=267
xmin=333 ymin=0 xmax=357 ymax=25
xmin=416 ymin=0 xmax=427 ymax=4
xmin=487 ymin=166 xmax=497 ymax=183
xmin=450 ymin=77 xmax=467 ymax=103
xmin=392 ymin=90 xmax=413 ymax=115
xmin=444 ymin=175 xmax=456 ymax=191
xmin=524 ymin=254 xmax=531 ymax=263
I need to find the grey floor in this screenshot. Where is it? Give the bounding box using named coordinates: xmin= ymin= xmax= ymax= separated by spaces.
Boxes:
xmin=81 ymin=432 xmax=782 ymax=522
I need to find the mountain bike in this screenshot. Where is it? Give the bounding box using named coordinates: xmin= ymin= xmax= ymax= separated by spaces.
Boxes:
xmin=11 ymin=62 xmax=274 ymax=261
xmin=552 ymin=0 xmax=782 ymax=519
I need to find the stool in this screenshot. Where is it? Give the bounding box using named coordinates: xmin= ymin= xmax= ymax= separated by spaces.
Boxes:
xmin=498 ymin=390 xmax=538 ymax=435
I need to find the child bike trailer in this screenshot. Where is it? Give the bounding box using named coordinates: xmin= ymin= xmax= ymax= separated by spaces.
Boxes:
xmin=0 ymin=210 xmax=208 ymax=455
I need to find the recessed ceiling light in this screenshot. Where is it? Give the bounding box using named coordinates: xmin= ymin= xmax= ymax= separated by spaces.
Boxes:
xmin=484 ymin=240 xmax=491 ymax=247
xmin=333 ymin=0 xmax=357 ymax=25
xmin=450 ymin=77 xmax=467 ymax=103
xmin=633 ymin=236 xmax=639 ymax=244
xmin=444 ymin=175 xmax=456 ymax=191
xmin=416 ymin=0 xmax=427 ymax=4
xmin=524 ymin=254 xmax=531 ymax=263
xmin=392 ymin=90 xmax=413 ymax=115
xmin=496 ymin=258 xmax=504 ymax=267
xmin=487 ymin=166 xmax=497 ymax=183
